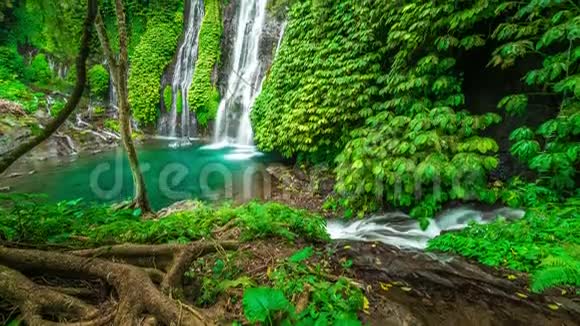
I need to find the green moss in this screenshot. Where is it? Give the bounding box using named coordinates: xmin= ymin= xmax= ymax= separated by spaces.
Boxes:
xmin=128 ymin=15 xmax=183 ymax=125
xmin=88 ymin=64 xmax=109 ymax=100
xmin=188 ymin=0 xmax=222 ymax=128
xmin=163 ymin=85 xmax=172 ymax=111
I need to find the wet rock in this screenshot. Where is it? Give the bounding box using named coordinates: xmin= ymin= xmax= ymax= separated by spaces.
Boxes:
xmin=157 ymin=200 xmax=203 ymax=218
xmin=331 ymin=241 xmax=580 ymax=326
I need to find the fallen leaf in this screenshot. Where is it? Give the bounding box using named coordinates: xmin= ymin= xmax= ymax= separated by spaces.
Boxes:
xmin=343 ymin=245 xmax=351 ymax=250
xmin=547 ymin=304 xmax=559 ymax=311
xmin=516 ymin=292 xmax=528 ymax=298
xmin=506 ymin=274 xmax=517 ymax=280
xmin=363 ymin=296 xmax=370 ymax=314
xmin=401 ymin=287 xmax=412 ymax=292
xmin=379 ymin=282 xmax=392 ymax=291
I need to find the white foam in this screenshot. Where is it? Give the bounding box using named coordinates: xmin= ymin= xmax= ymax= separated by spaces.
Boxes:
xmin=327 ymin=207 xmax=525 ymax=250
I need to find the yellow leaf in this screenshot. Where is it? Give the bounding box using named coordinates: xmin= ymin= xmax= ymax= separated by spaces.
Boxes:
xmin=379 ymin=282 xmax=392 ymax=291
xmin=516 ymin=292 xmax=528 ymax=298
xmin=506 ymin=274 xmax=517 ymax=280
xmin=547 ymin=304 xmax=559 ymax=311
xmin=343 ymin=245 xmax=352 ymax=250
xmin=363 ymin=296 xmax=370 ymax=314
xmin=401 ymin=287 xmax=412 ymax=292
xmin=561 ymin=289 xmax=567 ymax=296
xmin=266 ymin=267 xmax=272 ymax=278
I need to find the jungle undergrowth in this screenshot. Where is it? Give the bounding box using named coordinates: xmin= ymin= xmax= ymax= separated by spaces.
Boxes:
xmin=429 ymin=191 xmax=580 ymax=293
xmin=0 ymin=194 xmax=329 ymax=247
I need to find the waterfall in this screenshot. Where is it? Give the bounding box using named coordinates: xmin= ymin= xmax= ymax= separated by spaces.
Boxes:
xmin=159 ymin=0 xmax=204 ymax=140
xmin=108 ymin=74 xmax=118 ymax=112
xmin=213 ymin=0 xmax=269 ymax=145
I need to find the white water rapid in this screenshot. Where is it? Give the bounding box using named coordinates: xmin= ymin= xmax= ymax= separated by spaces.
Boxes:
xmin=158 ymin=0 xmax=204 ymax=141
xmin=213 ymin=0 xmax=269 ymax=146
xmin=326 ymin=207 xmax=525 ymax=250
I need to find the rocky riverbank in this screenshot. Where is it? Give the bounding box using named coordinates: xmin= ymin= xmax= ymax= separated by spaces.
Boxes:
xmin=0 ymin=99 xmax=120 ymax=176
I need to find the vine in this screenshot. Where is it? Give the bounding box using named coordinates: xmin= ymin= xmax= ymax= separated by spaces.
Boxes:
xmin=490 ymin=1 xmax=580 ymax=195
xmin=188 ymin=0 xmax=222 ymax=128
xmin=252 ymin=0 xmax=383 ymax=162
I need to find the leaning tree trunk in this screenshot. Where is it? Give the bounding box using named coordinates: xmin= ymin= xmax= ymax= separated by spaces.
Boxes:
xmin=0 ymin=0 xmax=97 ymax=175
xmin=95 ymin=0 xmax=152 ymax=213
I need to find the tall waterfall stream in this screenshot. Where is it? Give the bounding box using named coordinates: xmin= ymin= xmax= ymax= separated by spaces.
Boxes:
xmin=158 ymin=0 xmax=204 ymax=140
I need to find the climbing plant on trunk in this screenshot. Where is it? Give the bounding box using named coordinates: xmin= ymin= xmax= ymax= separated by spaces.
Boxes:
xmin=95 ymin=0 xmax=152 ymax=214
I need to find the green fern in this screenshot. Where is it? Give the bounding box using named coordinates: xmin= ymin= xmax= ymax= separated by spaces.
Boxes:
xmin=532 ymin=247 xmax=580 ymax=293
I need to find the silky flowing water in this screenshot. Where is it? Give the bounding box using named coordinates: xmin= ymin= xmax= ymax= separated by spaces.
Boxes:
xmin=1 ymin=141 xmax=278 ymax=210
xmin=327 ymin=207 xmax=525 ymax=249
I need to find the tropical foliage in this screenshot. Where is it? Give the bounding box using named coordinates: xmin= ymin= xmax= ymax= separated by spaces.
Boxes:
xmin=189 ymin=0 xmax=222 ymax=128
xmin=0 ymin=195 xmax=328 ymax=246
xmin=253 ymin=0 xmax=579 ymax=221
xmin=88 ymin=64 xmax=110 ymax=100
xmin=429 ymin=194 xmax=580 ymax=292
xmin=242 ymin=248 xmax=363 ymax=325
xmin=128 ymin=4 xmax=184 ymax=125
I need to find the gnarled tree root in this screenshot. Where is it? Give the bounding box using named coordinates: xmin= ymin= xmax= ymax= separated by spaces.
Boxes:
xmin=0 ymin=241 xmax=239 ymax=325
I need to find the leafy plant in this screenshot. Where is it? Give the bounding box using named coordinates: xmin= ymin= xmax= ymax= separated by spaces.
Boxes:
xmin=0 ymin=196 xmax=329 ymax=246
xmin=88 ymin=64 xmax=109 ymax=100
xmin=128 ymin=11 xmax=183 ymax=125
xmin=428 ymin=195 xmax=580 ymax=292
xmin=242 ymin=247 xmax=364 ymax=325
xmin=490 ymin=0 xmax=580 ymax=196
xmin=24 ymin=53 xmax=52 ymax=84
xmin=532 ymin=245 xmax=580 ymax=293
xmin=243 ymin=287 xmax=292 ymax=324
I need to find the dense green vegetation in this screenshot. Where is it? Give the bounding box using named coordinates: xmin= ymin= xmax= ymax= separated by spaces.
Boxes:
xmin=0 ymin=195 xmax=364 ymax=324
xmin=0 ymin=195 xmax=328 ymax=246
xmin=126 ymin=1 xmax=184 ymax=125
xmin=189 ymin=0 xmax=222 ymax=128
xmin=0 ymin=0 xmax=578 ymax=322
xmin=429 ymin=193 xmax=580 ymax=292
xmin=254 ymin=0 xmax=579 ymax=222
xmin=88 ymin=64 xmax=110 ymax=100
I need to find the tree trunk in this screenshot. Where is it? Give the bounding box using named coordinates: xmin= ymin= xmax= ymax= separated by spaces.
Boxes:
xmin=95 ymin=0 xmax=152 ymax=213
xmin=0 ymin=0 xmax=97 ymax=175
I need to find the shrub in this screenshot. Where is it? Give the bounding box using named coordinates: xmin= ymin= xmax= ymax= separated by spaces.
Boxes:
xmin=88 ymin=64 xmax=109 ymax=100
xmin=25 ymin=53 xmax=52 ymax=84
xmin=128 ymin=16 xmax=182 ymax=125
xmin=428 ymin=195 xmax=580 ymax=292
xmin=188 ymin=0 xmax=222 ymax=128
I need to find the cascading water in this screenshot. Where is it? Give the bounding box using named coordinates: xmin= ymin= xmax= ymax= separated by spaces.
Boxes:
xmin=158 ymin=0 xmax=204 ymax=140
xmin=327 ymin=207 xmax=525 ymax=249
xmin=213 ymin=0 xmax=269 ymax=146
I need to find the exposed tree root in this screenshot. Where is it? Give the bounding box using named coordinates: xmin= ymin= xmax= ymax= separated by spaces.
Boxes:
xmin=0 ymin=241 xmax=239 ymax=325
